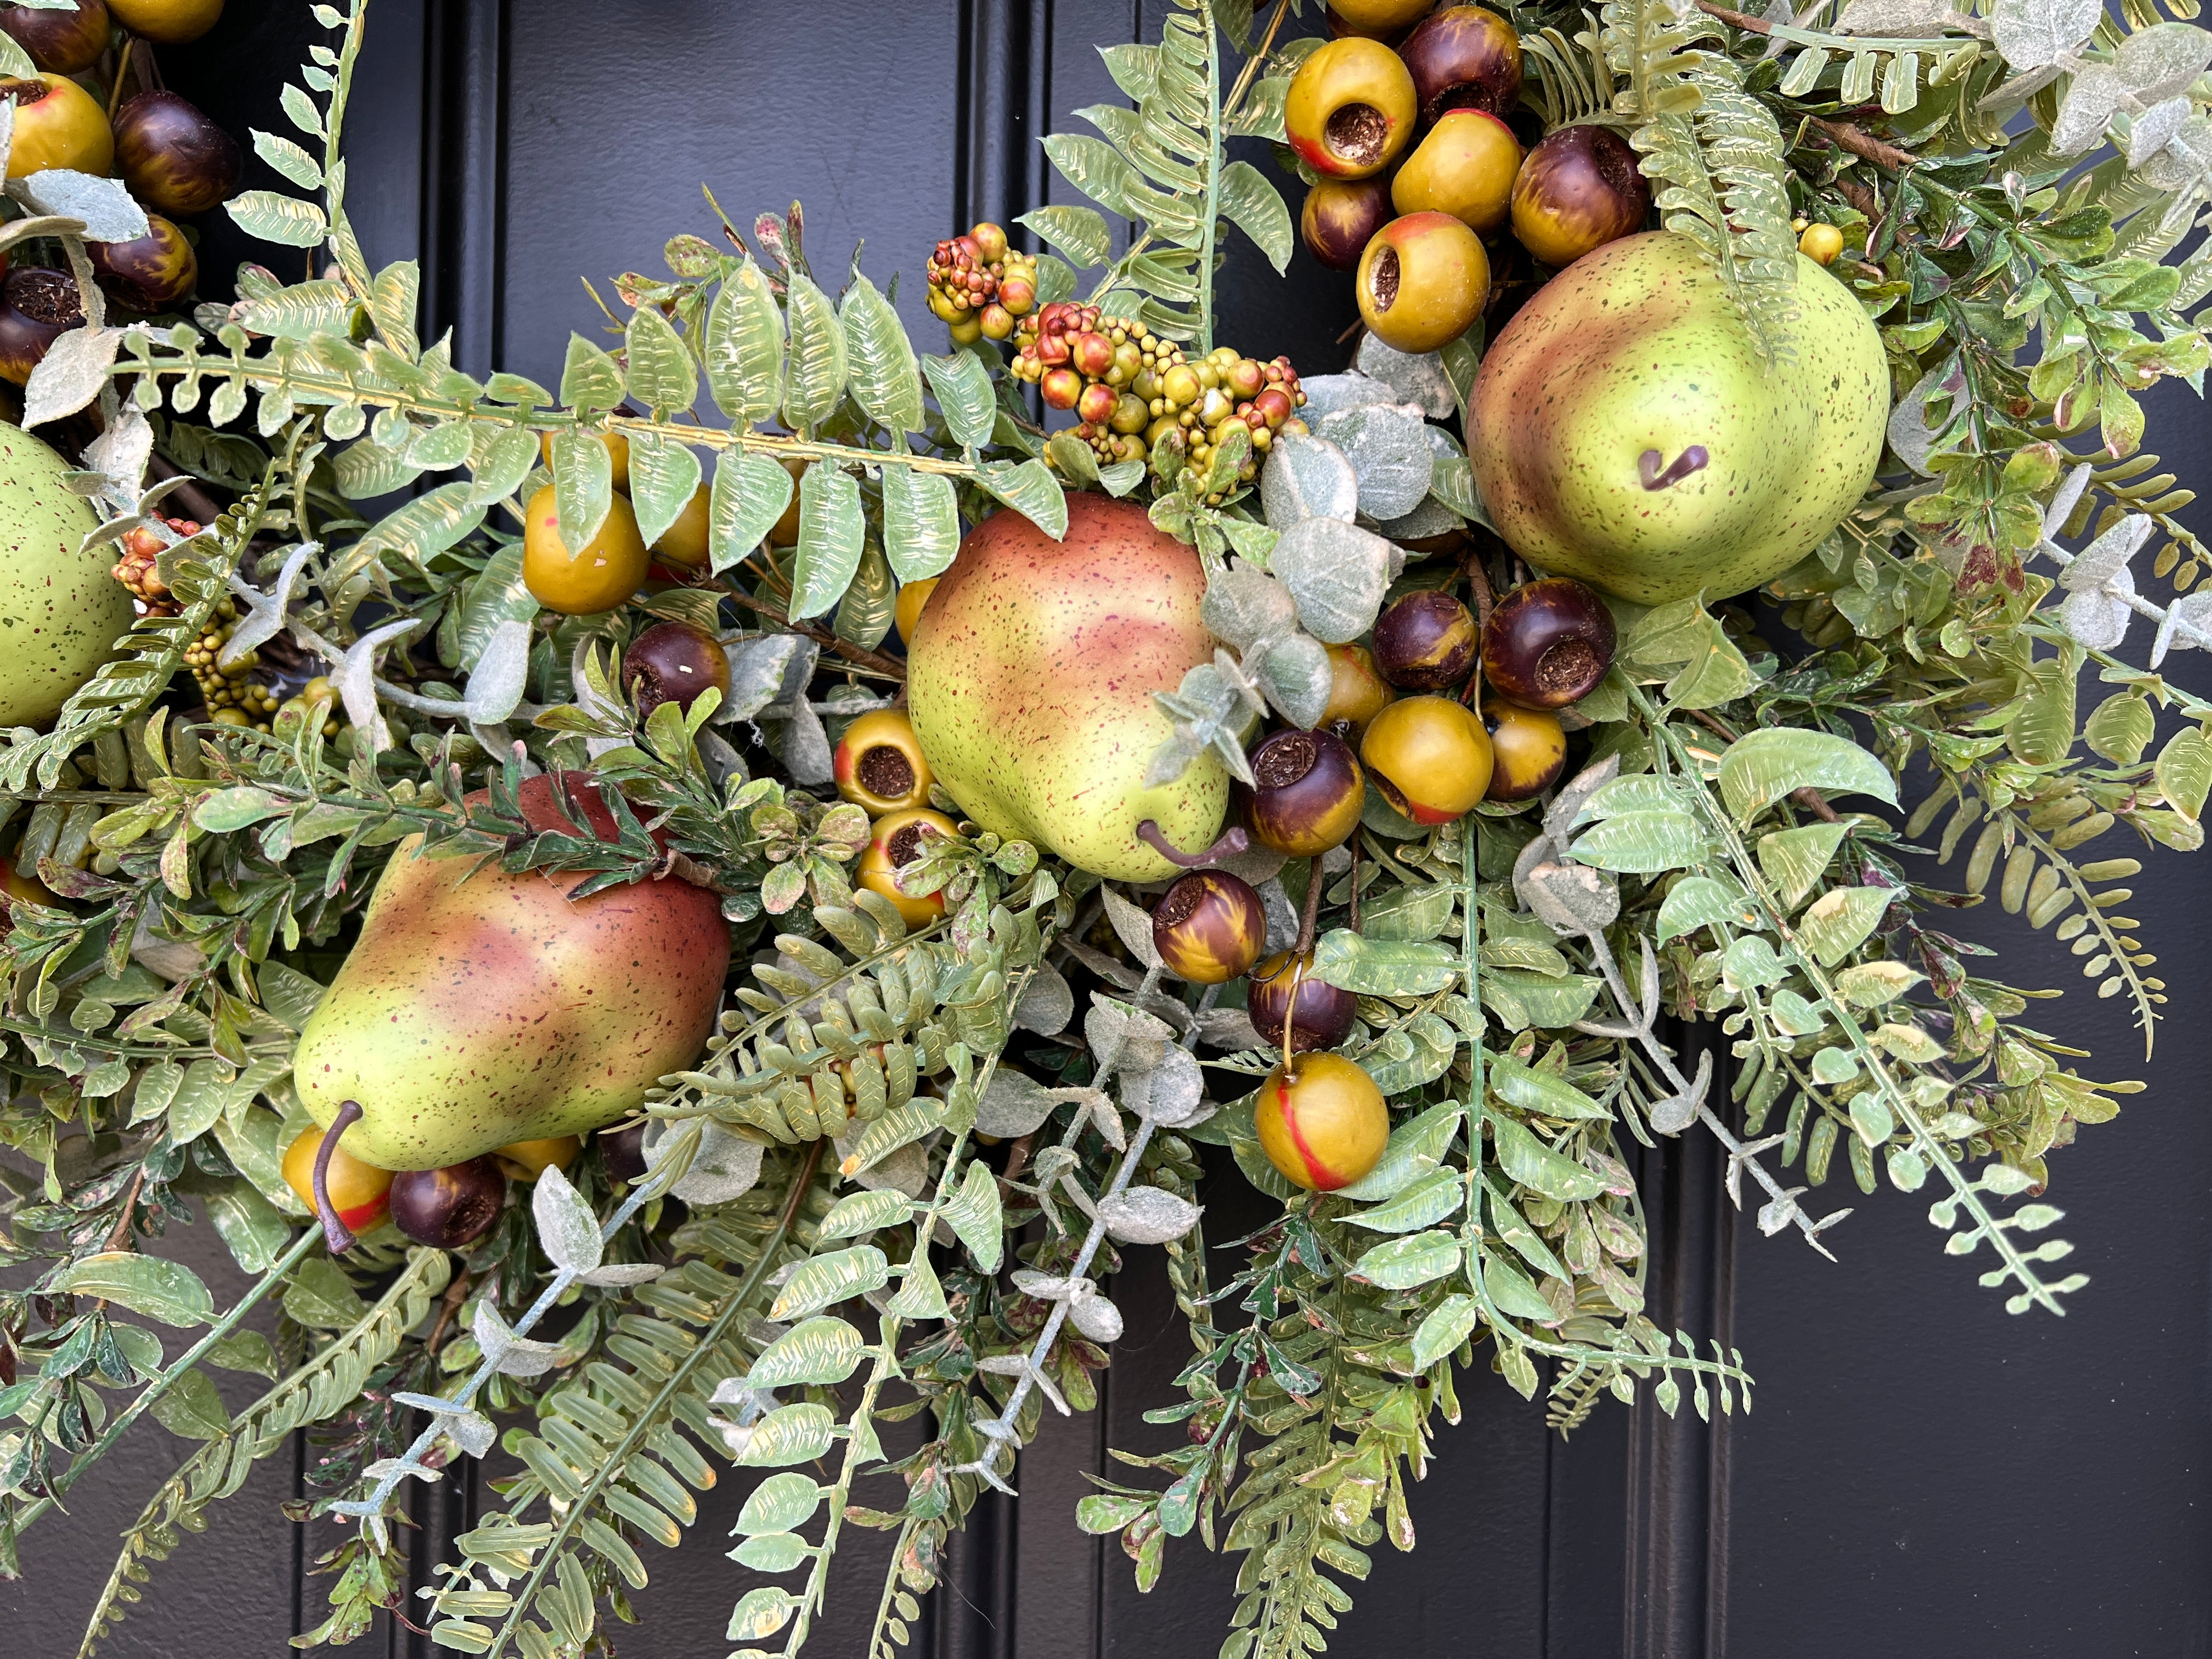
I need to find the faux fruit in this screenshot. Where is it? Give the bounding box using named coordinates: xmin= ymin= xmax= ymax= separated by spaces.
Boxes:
xmin=1482 ymin=698 xmax=1567 ymax=800
xmin=1 ymin=74 xmax=113 ymax=176
xmin=0 ymin=267 xmax=81 ymax=384
xmin=894 ymin=577 xmax=936 ymax=644
xmin=390 ymin=1158 xmax=507 ymax=1249
xmin=1470 ymin=231 xmax=1889 ymax=605
xmin=1301 ymin=177 xmax=1396 ymax=272
xmin=1372 ymin=588 xmax=1477 ymax=689
xmin=1256 ymin=1051 xmax=1389 ymax=1191
xmin=293 ymin=771 xmax=731 ymax=1170
xmin=1399 ymin=4 xmax=1522 ymax=122
xmin=1509 ymin=124 xmax=1649 ymax=268
xmin=493 ymin=1136 xmax=581 ymax=1180
xmin=539 ymin=427 xmax=630 ymax=490
xmin=859 ymin=806 xmax=956 ymax=927
xmin=112 ymin=91 xmax=241 ymax=217
xmin=283 ymin=1126 xmax=392 ymax=1233
xmin=1329 ymin=0 xmax=1437 ymax=33
xmin=599 ymin=1122 xmax=648 ymax=1183
xmin=1360 ymin=694 xmax=1493 ymax=822
xmin=1800 ymin=222 xmax=1845 ymax=264
xmin=624 ymin=619 xmax=728 ymax=716
xmin=1481 ymin=578 xmax=1615 ymax=708
xmin=927 ymin=222 xmax=1037 ymax=329
xmin=1320 ymin=643 xmax=1393 ymax=739
xmin=1392 ymin=109 xmax=1521 ymax=234
xmin=0 ymin=1 xmax=109 ymax=74
xmin=1152 ymin=870 xmax=1267 ymax=984
xmin=522 ymin=485 xmax=648 ymax=614
xmin=906 ymin=494 xmax=1231 ymax=883
xmin=107 ymin=0 xmax=222 ymax=44
xmin=1284 ymin=37 xmax=1418 ymax=179
xmin=0 ymin=421 xmax=129 ymax=725
xmin=1247 ymin=949 xmax=1358 ymax=1054
xmin=649 ymin=483 xmax=710 ymax=568
xmin=88 ymin=215 xmax=196 ymax=312
xmin=833 ymin=708 xmax=934 ymax=815
xmin=1248 ymin=727 xmax=1364 ymax=857
xmin=1356 ymin=211 xmax=1489 ymax=353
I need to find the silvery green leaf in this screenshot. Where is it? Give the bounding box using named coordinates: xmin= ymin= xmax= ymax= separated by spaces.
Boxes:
xmin=251 ymin=128 xmax=323 ymax=190
xmin=1256 ymin=876 xmax=1299 ymax=952
xmin=219 ymin=540 xmax=318 ymax=667
xmin=2150 ymin=590 xmax=2212 ymax=664
xmin=768 ymin=696 xmax=834 ymax=784
xmin=224 ymin=189 xmax=328 ymax=246
xmin=21 ymin=325 xmax=119 ymax=427
xmin=624 ymin=300 xmax=697 ymax=414
xmin=1378 ymin=497 xmax=1464 ymax=543
xmin=1100 ymin=884 xmax=1164 ymax=968
xmin=1271 ymin=516 xmax=1394 ymax=644
xmin=2118 ymin=20 xmax=2212 ymax=101
xmin=14 ymin=170 xmax=145 ymax=241
xmin=1196 ymin=1006 xmax=1267 ymax=1051
xmin=80 ymin=405 xmax=151 ymax=504
xmin=977 ymin=1068 xmax=1060 ymax=1137
xmin=532 ymin=1164 xmax=603 ymax=1276
xmin=2050 ymin=63 xmax=2121 ymax=155
xmin=1888 ymin=355 xmax=1961 ymax=476
xmin=577 ymin=1262 xmax=665 ymax=1287
xmin=337 ymin=617 xmax=420 ymax=753
xmin=1087 ymin=993 xmax=1178 ymax=1075
xmin=1131 ymin=1043 xmax=1206 ymax=1126
xmin=472 ymin=1300 xmax=562 ymax=1379
xmin=2059 ymin=511 xmax=2152 ymax=591
xmin=1646 ymin=1049 xmax=1713 ymax=1135
xmin=1835 ymin=0 xmax=1970 ymax=33
xmin=1316 ymin=402 xmax=1435 ymax=521
xmin=1297 ymin=371 xmax=1395 ymax=420
xmin=1518 ymin=859 xmax=1622 ymax=935
xmin=1098 ymin=1186 xmax=1202 ymax=1245
xmin=2059 ymin=572 xmax=2133 ymax=650
xmin=1013 ymin=960 xmax=1074 ymax=1035
xmin=1256 ymin=630 xmax=1332 ymax=729
xmin=721 ymin=633 xmax=816 ymax=721
xmin=1260 ymin=431 xmax=1359 ymax=529
xmin=462 ymin=617 xmax=532 ymax=723
xmin=2129 ymin=94 xmax=2193 ymax=167
xmin=625 ymin=431 xmax=702 ymax=548
xmin=1544 ymin=755 xmax=1622 ymax=846
xmin=1066 ymin=1283 xmax=1124 ymax=1343
xmin=1354 ymin=334 xmax=1455 ymax=417
xmin=1990 ymin=0 xmax=2098 ymax=68
xmin=1201 ymin=563 xmax=1297 ymax=651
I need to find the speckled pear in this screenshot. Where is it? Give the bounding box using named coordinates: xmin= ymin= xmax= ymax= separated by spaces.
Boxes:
xmin=905 ymin=493 xmax=1228 ymax=882
xmin=0 ymin=422 xmax=130 ymax=726
xmin=294 ymin=772 xmax=730 ymax=1170
xmin=1469 ymin=232 xmax=1888 ymax=606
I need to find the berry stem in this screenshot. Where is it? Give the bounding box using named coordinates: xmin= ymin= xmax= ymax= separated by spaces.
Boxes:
xmin=311 ymin=1100 xmax=364 ymax=1254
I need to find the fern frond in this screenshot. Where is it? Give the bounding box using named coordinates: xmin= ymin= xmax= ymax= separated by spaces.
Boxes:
xmin=78 ymin=1248 xmax=451 ymax=1658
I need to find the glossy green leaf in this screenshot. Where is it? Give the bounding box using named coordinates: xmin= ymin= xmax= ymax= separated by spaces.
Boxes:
xmin=1488 ymin=1054 xmax=1611 ymax=1121
xmin=147 ymin=1366 xmax=233 ymax=1439
xmin=1656 ymin=874 xmax=1751 ymax=942
xmin=1486 ymin=1112 xmax=1607 ymax=1201
xmin=768 ymin=1245 xmax=888 ymax=1321
xmin=1480 ymin=969 xmax=1601 ymax=1031
xmin=835 ymin=542 xmax=896 ymax=651
xmin=557 ymin=332 xmax=626 ymax=412
xmin=624 ymin=301 xmax=697 ymax=414
xmin=839 ymin=275 xmax=924 ymax=435
xmin=880 ymin=464 xmax=961 ymax=581
xmin=1717 ymin=729 xmax=1899 ymax=825
xmin=1311 ymin=929 xmax=1459 ymax=995
xmin=1756 ymin=820 xmax=1850 ymax=908
xmin=747 ymin=1316 xmax=866 ymax=1388
xmin=735 ymin=1403 xmax=837 ymax=1466
xmin=817 ymin=1188 xmax=914 ymax=1240
xmin=1409 ymin=1293 xmax=1483 ymax=1370
xmin=708 ymin=449 xmax=796 ymax=573
xmin=625 ymin=432 xmax=703 ymax=550
xmin=940 ymin=1158 xmax=1004 ymax=1272
xmin=788 ymin=460 xmax=865 ymax=620
xmin=703 ymin=258 xmax=785 ymax=424
xmin=1350 ymin=1228 xmax=1462 ymax=1289
xmin=1345 ymin=1167 xmax=1464 ymax=1233
xmin=922 ymin=352 xmax=997 ymax=450
xmin=47 ymin=1251 xmax=213 ymax=1327
xmin=1335 ymin=1100 xmax=1463 ymax=1202
xmin=1480 ymin=1251 xmax=1563 ymax=1325
xmin=977 ymin=458 xmax=1067 ymax=539
xmin=1571 ymin=809 xmax=1707 ymax=873
xmin=1357 ymin=881 xmax=1455 ymax=942
xmin=548 ymin=430 xmax=614 ymax=556
xmin=2156 ymin=726 xmax=2212 ymax=821
xmin=736 ymin=1471 xmax=823 ymax=1536
xmin=1797 ymin=885 xmax=1897 ymax=966
xmin=732 ymin=1532 xmax=812 ymax=1573
xmin=1018 ymin=204 xmax=1112 ymax=267
xmin=1217 ymin=159 xmax=1293 ymax=273
xmin=781 ymin=273 xmax=847 ymax=434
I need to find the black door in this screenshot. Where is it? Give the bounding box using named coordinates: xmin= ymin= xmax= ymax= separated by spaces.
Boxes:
xmin=6 ymin=4 xmax=2210 ymax=1656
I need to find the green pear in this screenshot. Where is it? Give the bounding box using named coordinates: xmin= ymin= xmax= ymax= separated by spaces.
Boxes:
xmin=294 ymin=772 xmax=730 ymax=1170
xmin=0 ymin=421 xmax=130 ymax=725
xmin=906 ymin=492 xmax=1228 ymax=882
xmin=1470 ymin=232 xmax=1888 ymax=606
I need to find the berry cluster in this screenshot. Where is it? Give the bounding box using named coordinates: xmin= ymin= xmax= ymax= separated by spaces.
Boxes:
xmin=1008 ymin=301 xmax=1308 ymax=486
xmin=109 ymin=516 xmax=200 ymax=618
xmin=924 ymin=221 xmax=1038 ymax=344
xmin=180 ymin=602 xmax=283 ymax=728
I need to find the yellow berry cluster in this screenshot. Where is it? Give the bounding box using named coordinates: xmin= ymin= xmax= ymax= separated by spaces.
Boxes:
xmin=1008 ymin=301 xmax=1308 ymax=482
xmin=183 ymin=604 xmax=283 ymax=729
xmin=924 ymin=222 xmax=1039 ymax=345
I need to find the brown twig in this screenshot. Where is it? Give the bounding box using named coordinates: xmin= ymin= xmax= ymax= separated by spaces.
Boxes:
xmin=1696 ymin=1 xmax=1774 ymax=32
xmin=105 ymin=37 xmax=134 ymax=121
xmin=422 ymin=1269 xmax=473 ymax=1358
xmin=1464 ymin=551 xmax=1497 ymax=633
xmin=100 ymin=1169 xmax=146 ymax=1253
xmin=1348 ymin=838 xmax=1362 ymax=934
xmin=996 ymin=1131 xmax=1037 ymax=1203
xmin=1293 ymin=856 xmax=1327 ymax=958
xmin=1685 ymin=708 xmax=1843 ymax=823
xmin=1808 ymin=115 xmax=1915 ymax=175
xmin=720 ymin=584 xmax=909 ymax=681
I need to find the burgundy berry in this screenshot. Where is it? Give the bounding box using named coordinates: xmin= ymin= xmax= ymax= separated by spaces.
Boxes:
xmin=1247 ymin=948 xmax=1358 ymax=1053
xmin=1481 ymin=577 xmax=1616 ymax=709
xmin=1372 ymin=588 xmax=1477 ymax=690
xmin=388 ymin=1157 xmax=507 ymax=1250
xmin=1249 ymin=727 xmax=1364 ymax=858
xmin=1152 ymin=870 xmax=1268 ymax=985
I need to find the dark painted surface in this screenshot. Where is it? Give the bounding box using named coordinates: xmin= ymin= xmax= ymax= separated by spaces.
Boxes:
xmin=5 ymin=3 xmax=2211 ymax=1657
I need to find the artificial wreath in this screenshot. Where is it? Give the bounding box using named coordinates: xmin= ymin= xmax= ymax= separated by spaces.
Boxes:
xmin=0 ymin=0 xmax=2206 ymax=1652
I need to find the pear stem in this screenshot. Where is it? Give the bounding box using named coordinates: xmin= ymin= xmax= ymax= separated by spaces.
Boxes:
xmin=1135 ymin=820 xmax=1250 ymax=869
xmin=312 ymin=1101 xmax=364 ymax=1254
